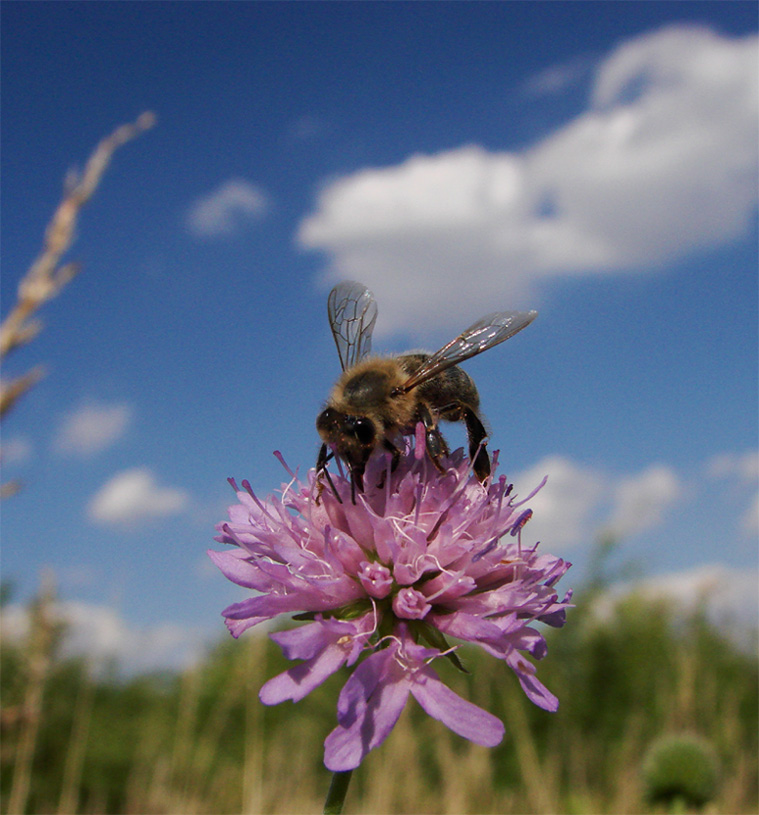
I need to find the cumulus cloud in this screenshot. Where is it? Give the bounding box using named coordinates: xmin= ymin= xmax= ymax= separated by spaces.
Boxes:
xmin=523 ymin=56 xmax=591 ymax=97
xmin=298 ymin=25 xmax=758 ymax=334
xmin=742 ymin=491 xmax=759 ymax=536
xmin=512 ymin=456 xmax=606 ymax=548
xmin=186 ymin=178 xmax=268 ymax=237
xmin=705 ymin=450 xmax=758 ymax=536
xmin=706 ymin=450 xmax=759 ymax=481
xmin=1 ymin=435 xmax=33 ymax=465
xmin=1 ymin=601 xmax=209 ymax=675
xmin=512 ymin=457 xmax=683 ymax=548
xmin=88 ymin=467 xmax=189 ymax=525
xmin=287 ymin=114 xmax=331 ymax=142
xmin=53 ymin=401 xmax=133 ymax=457
xmin=599 ymin=564 xmax=759 ymax=641
xmin=604 ymin=464 xmax=681 ymax=538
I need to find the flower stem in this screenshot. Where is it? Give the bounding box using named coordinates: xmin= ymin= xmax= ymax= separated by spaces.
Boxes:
xmin=323 ymin=770 xmax=353 ymax=814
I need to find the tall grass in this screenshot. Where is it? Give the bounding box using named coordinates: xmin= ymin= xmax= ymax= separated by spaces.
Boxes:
xmin=1 ymin=579 xmax=756 ymax=814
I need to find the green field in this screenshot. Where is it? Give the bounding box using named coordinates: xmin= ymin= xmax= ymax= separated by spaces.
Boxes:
xmin=2 ymin=573 xmax=756 ymax=814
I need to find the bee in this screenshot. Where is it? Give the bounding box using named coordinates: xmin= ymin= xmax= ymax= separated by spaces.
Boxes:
xmin=316 ymin=281 xmax=537 ymax=501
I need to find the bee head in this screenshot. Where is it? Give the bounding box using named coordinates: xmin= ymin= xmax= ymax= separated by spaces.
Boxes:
xmin=316 ymin=407 xmax=377 ymax=469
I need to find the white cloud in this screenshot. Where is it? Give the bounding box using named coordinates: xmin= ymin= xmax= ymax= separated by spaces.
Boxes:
xmin=287 ymin=114 xmax=330 ymax=142
xmin=1 ymin=435 xmax=33 ymax=465
xmin=742 ymin=491 xmax=759 ymax=536
xmin=53 ymin=401 xmax=133 ymax=457
xmin=511 ymin=451 xmax=756 ymax=566
xmin=512 ymin=458 xmax=682 ymax=548
xmin=599 ymin=564 xmax=759 ymax=640
xmin=512 ymin=456 xmax=606 ymax=548
xmin=523 ymin=56 xmax=591 ymax=97
xmin=88 ymin=467 xmax=189 ymax=525
xmin=1 ymin=601 xmax=209 ymax=675
xmin=186 ymin=178 xmax=268 ymax=237
xmin=705 ymin=450 xmax=758 ymax=537
xmin=298 ymin=25 xmax=758 ymax=334
xmin=706 ymin=450 xmax=759 ymax=481
xmin=604 ymin=464 xmax=681 ymax=538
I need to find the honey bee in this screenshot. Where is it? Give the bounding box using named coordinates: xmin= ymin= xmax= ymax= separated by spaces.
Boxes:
xmin=316 ymin=281 xmax=537 ymax=501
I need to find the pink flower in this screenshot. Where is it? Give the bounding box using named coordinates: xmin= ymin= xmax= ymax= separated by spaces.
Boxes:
xmin=209 ymin=442 xmax=572 ymax=770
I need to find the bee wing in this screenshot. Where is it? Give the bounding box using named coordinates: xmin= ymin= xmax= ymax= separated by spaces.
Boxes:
xmin=398 ymin=310 xmax=538 ymax=393
xmin=327 ymin=281 xmax=378 ymax=371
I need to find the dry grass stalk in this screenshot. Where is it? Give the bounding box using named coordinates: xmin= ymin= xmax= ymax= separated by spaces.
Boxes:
xmin=502 ymin=686 xmax=557 ymax=815
xmin=56 ymin=664 xmax=95 ymax=815
xmin=0 ymin=364 xmax=46 ymax=420
xmin=0 ymin=111 xmax=155 ymax=366
xmin=0 ymin=111 xmax=155 ymax=497
xmin=6 ymin=571 xmax=60 ymax=815
xmin=243 ymin=636 xmax=267 ymax=815
xmin=168 ymin=665 xmax=202 ymax=807
xmin=0 ymin=479 xmax=23 ymax=499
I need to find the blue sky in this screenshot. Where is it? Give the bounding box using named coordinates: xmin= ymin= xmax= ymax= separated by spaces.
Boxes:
xmin=2 ymin=2 xmax=757 ymax=673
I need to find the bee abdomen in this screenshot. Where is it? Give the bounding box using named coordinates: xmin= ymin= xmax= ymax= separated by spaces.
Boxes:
xmin=398 ymin=354 xmax=480 ymax=414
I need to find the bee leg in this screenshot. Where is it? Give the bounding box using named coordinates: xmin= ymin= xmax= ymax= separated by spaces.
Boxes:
xmin=462 ymin=407 xmax=491 ymax=482
xmin=349 ymin=464 xmax=365 ymax=504
xmin=383 ymin=439 xmax=402 ymax=471
xmin=316 ymin=444 xmax=342 ymax=505
xmin=418 ymin=404 xmax=449 ymax=473
xmin=376 ymin=440 xmax=402 ymax=489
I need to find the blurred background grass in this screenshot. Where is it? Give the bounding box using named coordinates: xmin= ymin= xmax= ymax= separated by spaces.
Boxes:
xmin=2 ymin=545 xmax=757 ymax=815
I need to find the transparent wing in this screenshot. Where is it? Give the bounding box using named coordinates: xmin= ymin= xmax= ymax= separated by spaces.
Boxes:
xmin=398 ymin=310 xmax=538 ymax=393
xmin=327 ymin=281 xmax=378 ymax=371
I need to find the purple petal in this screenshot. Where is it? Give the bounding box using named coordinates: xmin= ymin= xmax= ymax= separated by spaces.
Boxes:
xmin=507 ymin=652 xmax=559 ymax=712
xmin=268 ymin=620 xmax=335 ymax=661
xmin=511 ymin=626 xmax=548 ymax=660
xmin=421 ymin=569 xmax=475 ymax=603
xmin=270 ymin=615 xmax=374 ymax=663
xmin=221 ymin=594 xmax=319 ymax=636
xmin=225 ymin=616 xmax=262 ymax=638
xmin=260 ymin=642 xmax=349 ymax=704
xmin=538 ymin=589 xmax=574 ymax=627
xmin=207 ymin=549 xmax=273 ymax=591
xmin=357 ymin=561 xmax=393 ymax=599
xmin=392 ymin=587 xmax=431 ymax=620
xmin=333 ymin=645 xmax=396 ymax=726
xmin=324 ymin=646 xmax=411 ymax=771
xmin=410 ymin=667 xmax=504 ymax=747
xmin=431 ymin=611 xmax=504 ymax=644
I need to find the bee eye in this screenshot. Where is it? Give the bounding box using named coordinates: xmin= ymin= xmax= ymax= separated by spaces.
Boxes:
xmin=316 ymin=408 xmax=337 ymax=433
xmin=351 ymin=417 xmax=375 ymax=445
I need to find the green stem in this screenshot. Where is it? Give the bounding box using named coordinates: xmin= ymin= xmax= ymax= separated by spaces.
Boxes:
xmin=323 ymin=769 xmax=353 ymax=815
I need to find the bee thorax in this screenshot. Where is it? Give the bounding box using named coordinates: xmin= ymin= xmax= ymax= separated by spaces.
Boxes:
xmin=341 ymin=368 xmax=391 ymax=408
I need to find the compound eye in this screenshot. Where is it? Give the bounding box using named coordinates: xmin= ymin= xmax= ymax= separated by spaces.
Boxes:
xmin=316 ymin=407 xmax=337 ymax=432
xmin=352 ymin=417 xmax=375 ymax=445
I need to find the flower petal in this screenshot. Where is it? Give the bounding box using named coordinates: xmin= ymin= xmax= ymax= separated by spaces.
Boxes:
xmin=324 ymin=645 xmax=411 ymax=771
xmin=207 ymin=548 xmax=274 ymax=591
xmin=268 ymin=620 xmax=331 ymax=659
xmin=507 ymin=652 xmax=559 ymax=712
xmin=260 ymin=642 xmax=348 ymax=704
xmin=410 ymin=666 xmax=504 ymax=747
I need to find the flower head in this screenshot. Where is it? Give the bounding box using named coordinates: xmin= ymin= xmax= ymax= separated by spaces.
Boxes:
xmin=209 ymin=441 xmax=571 ymax=771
